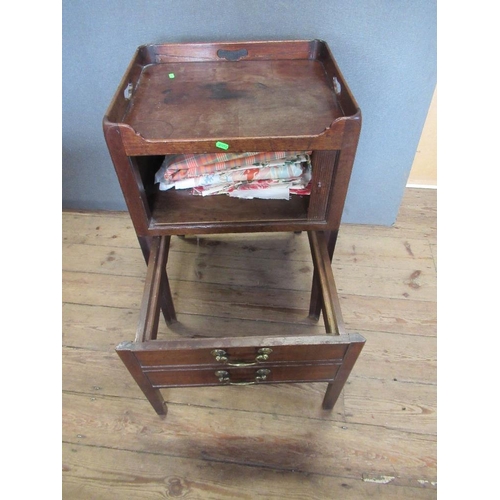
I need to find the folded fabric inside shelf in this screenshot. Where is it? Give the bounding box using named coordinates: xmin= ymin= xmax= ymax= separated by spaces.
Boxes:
xmin=155 ymin=151 xmax=312 ymax=199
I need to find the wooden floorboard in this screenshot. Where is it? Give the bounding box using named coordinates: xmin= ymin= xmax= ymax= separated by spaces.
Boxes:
xmin=62 ymin=187 xmax=437 ymax=498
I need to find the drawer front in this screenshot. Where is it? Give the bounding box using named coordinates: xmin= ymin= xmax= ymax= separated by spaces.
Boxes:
xmin=117 ymin=333 xmax=365 ymax=389
xmin=119 ymin=334 xmax=364 ymax=369
xmin=145 ymin=363 xmax=341 ymax=388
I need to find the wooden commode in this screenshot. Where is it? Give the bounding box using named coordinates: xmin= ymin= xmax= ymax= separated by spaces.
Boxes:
xmin=103 ymin=39 xmax=365 ymax=417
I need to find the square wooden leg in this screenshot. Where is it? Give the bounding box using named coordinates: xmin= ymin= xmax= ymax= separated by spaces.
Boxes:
xmin=307 ymin=231 xmax=364 ymax=410
xmin=322 ymin=342 xmax=364 ymax=409
xmin=116 ymin=344 xmax=168 ymax=416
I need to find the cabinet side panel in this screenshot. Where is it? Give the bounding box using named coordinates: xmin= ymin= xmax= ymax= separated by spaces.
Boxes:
xmin=308 ymin=151 xmax=338 ymax=220
xmin=326 ymin=118 xmax=362 ymax=229
xmin=103 ymin=126 xmax=151 ymax=235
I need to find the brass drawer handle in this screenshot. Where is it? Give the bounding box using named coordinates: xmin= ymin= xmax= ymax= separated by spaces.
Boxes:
xmin=211 ymin=348 xmax=273 ymax=367
xmin=215 ymin=369 xmax=271 ymax=385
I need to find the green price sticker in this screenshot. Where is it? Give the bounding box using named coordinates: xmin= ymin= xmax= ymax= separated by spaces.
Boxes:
xmin=216 ymin=141 xmax=229 ymax=150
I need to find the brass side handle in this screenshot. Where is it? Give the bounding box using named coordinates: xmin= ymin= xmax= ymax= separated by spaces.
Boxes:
xmin=211 ymin=348 xmax=273 ymax=367
xmin=215 ymin=369 xmax=271 ymax=385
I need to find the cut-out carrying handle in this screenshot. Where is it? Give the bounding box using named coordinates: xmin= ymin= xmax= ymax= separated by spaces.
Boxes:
xmin=217 ymin=48 xmax=249 ymax=61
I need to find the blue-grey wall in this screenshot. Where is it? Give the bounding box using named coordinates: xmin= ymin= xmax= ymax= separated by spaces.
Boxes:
xmin=62 ymin=0 xmax=436 ymax=225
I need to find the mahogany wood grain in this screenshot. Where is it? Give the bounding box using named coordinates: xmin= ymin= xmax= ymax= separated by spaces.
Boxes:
xmin=119 ymin=130 xmax=346 ymax=157
xmin=149 ymin=187 xmax=310 ymax=235
xmin=145 ymin=363 xmax=342 ymax=388
xmin=125 ymin=333 xmax=365 ymax=354
xmin=103 ymin=40 xmax=361 ymax=236
xmin=143 ymin=39 xmax=319 ymax=64
xmin=325 ymin=118 xmax=362 ymax=230
xmin=104 ymin=40 xmax=363 ymax=416
xmin=129 ymin=334 xmax=361 ymax=366
xmin=114 ymin=348 xmax=167 ymax=416
xmin=308 ymin=231 xmax=346 ymax=335
xmin=308 ymin=117 xmax=361 ymax=318
xmin=135 ymin=236 xmax=170 ymax=342
xmin=117 ymin=333 xmax=364 ymax=396
xmin=316 ymin=40 xmax=360 ymax=118
xmin=308 ymin=151 xmax=338 ymax=220
xmin=123 ymin=60 xmax=342 ymax=142
xmin=322 ymin=341 xmax=365 ymax=410
xmin=309 ymin=230 xmax=336 ymax=320
xmin=102 ymin=126 xmax=150 ymax=236
xmin=137 ymin=235 xmax=177 ymax=325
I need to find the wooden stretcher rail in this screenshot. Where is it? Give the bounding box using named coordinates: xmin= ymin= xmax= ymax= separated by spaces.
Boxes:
xmin=135 ymin=236 xmax=171 ymax=342
xmin=308 ymin=231 xmax=346 ymax=335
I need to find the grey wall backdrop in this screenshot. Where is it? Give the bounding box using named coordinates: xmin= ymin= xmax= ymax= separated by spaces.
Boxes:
xmin=62 ymin=0 xmax=436 ymax=226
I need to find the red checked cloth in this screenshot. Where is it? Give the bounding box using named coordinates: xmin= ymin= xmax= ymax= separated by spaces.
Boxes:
xmin=161 ymin=151 xmax=308 ymax=182
xmin=193 ymin=179 xmax=313 ymax=199
xmin=154 ymin=151 xmax=313 ymax=199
